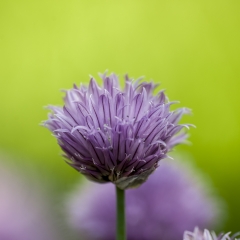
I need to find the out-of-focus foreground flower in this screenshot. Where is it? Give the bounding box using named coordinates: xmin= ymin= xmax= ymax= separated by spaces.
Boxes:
xmin=66 ymin=159 xmax=223 ymax=240
xmin=0 ymin=157 xmax=59 ymax=240
xmin=44 ymin=73 xmax=192 ymax=189
xmin=184 ymin=228 xmax=240 ymax=240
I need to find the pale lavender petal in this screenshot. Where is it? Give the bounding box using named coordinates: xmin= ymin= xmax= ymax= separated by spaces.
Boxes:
xmin=183 ymin=227 xmax=240 ymax=240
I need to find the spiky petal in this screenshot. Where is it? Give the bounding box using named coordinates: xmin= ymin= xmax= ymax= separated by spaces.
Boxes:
xmin=44 ymin=73 xmax=191 ymax=189
xmin=184 ymin=228 xmax=240 ymax=240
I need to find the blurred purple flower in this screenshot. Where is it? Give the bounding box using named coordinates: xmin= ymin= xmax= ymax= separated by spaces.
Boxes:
xmin=184 ymin=228 xmax=240 ymax=240
xmin=67 ymin=159 xmax=222 ymax=240
xmin=0 ymin=160 xmax=59 ymax=240
xmin=44 ymin=73 xmax=191 ymax=189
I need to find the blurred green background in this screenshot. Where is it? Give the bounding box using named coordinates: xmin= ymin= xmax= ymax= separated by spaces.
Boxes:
xmin=0 ymin=0 xmax=239 ymax=233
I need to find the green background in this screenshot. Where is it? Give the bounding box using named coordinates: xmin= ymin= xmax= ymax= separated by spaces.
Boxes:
xmin=0 ymin=0 xmax=239 ymax=233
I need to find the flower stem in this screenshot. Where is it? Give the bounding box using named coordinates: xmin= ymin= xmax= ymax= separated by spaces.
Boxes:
xmin=116 ymin=186 xmax=126 ymax=240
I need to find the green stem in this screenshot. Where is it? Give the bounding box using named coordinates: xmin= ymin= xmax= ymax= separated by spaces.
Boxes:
xmin=116 ymin=186 xmax=126 ymax=240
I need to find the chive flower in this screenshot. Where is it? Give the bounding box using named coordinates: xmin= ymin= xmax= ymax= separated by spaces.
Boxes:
xmin=66 ymin=159 xmax=222 ymax=240
xmin=184 ymin=228 xmax=240 ymax=240
xmin=44 ymin=73 xmax=191 ymax=189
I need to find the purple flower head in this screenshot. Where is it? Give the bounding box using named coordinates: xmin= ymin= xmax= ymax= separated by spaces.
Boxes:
xmin=67 ymin=159 xmax=223 ymax=240
xmin=44 ymin=73 xmax=192 ymax=189
xmin=184 ymin=228 xmax=240 ymax=240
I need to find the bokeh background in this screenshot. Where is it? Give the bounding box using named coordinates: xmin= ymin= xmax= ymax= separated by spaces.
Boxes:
xmin=0 ymin=0 xmax=239 ymax=235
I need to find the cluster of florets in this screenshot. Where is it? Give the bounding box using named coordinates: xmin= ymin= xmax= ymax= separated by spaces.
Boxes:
xmin=44 ymin=73 xmax=191 ymax=189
